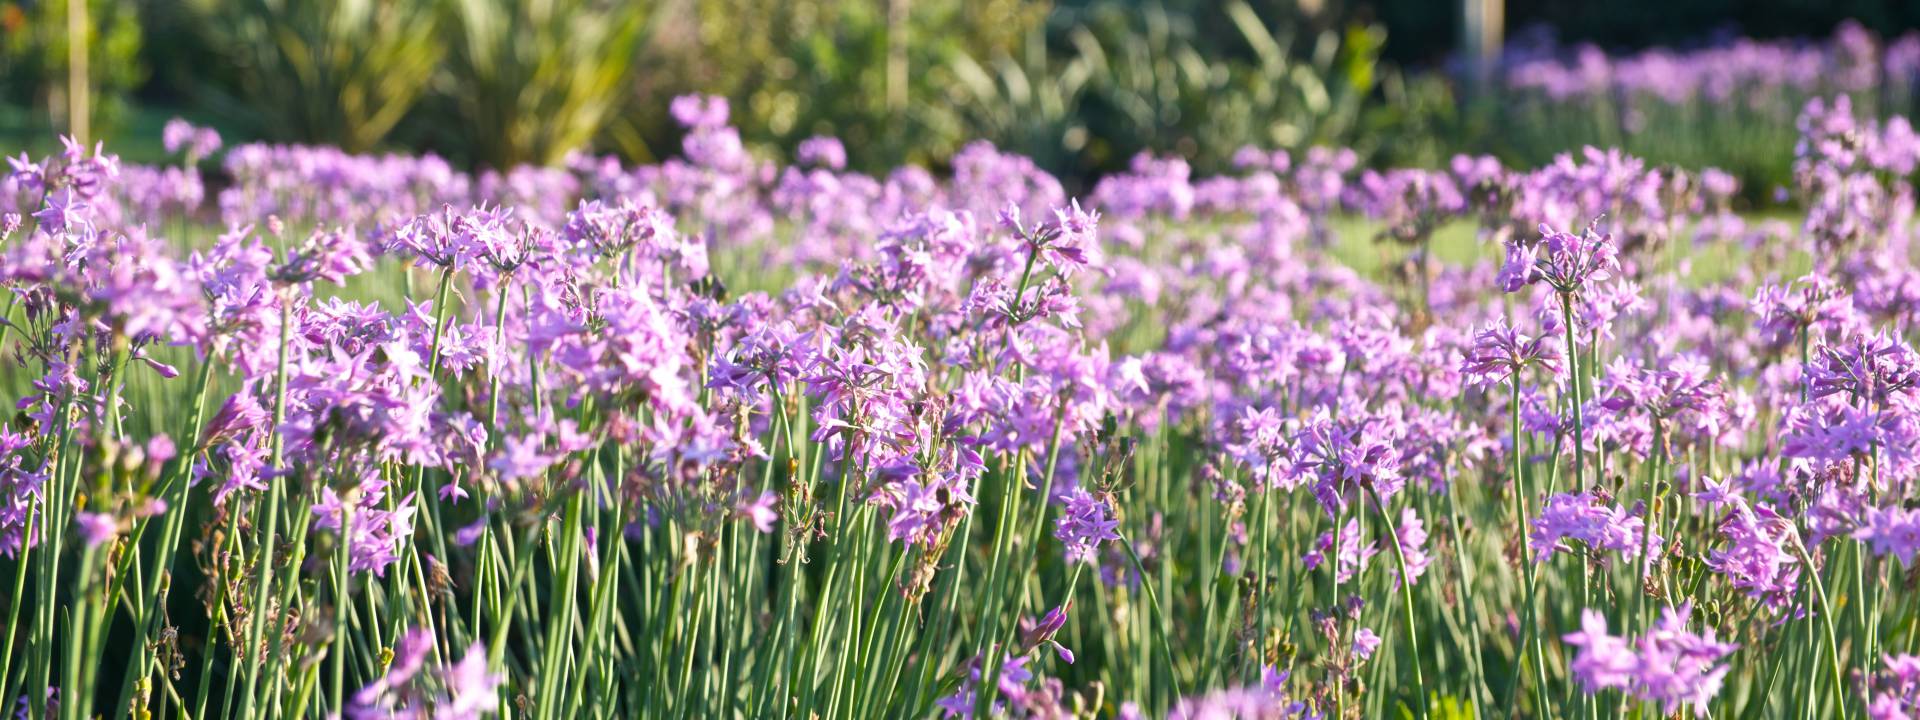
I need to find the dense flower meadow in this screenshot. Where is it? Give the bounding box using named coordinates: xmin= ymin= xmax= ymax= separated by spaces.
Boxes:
xmin=1502 ymin=21 xmax=1920 ymax=105
xmin=2 ymin=91 xmax=1920 ymax=720
xmin=1490 ymin=21 xmax=1920 ymax=195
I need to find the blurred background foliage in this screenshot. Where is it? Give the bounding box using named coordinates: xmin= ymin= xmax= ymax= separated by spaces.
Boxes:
xmin=0 ymin=0 xmax=141 ymax=130
xmin=4 ymin=0 xmax=1919 ymax=192
xmin=172 ymin=0 xmax=444 ymax=153
xmin=435 ymin=0 xmax=653 ymax=167
xmin=622 ymin=0 xmax=1045 ymax=171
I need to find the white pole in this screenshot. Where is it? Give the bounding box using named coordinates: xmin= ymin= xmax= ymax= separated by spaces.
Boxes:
xmin=67 ymin=0 xmax=90 ymax=144
xmin=1462 ymin=0 xmax=1504 ymax=97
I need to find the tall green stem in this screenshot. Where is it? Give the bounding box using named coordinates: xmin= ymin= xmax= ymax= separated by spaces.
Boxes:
xmin=1371 ymin=488 xmax=1427 ymax=717
xmin=1508 ymin=374 xmax=1551 ymax=715
xmin=1789 ymin=531 xmax=1850 ymax=720
xmin=238 ymin=295 xmax=295 ymax=719
xmin=1559 ymin=292 xmax=1584 ymax=494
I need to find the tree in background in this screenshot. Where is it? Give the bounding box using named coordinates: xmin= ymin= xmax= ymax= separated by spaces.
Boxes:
xmin=603 ymin=0 xmax=1044 ymax=172
xmin=437 ymin=0 xmax=653 ymax=168
xmin=0 ymin=0 xmax=141 ymax=139
xmin=170 ymin=0 xmax=442 ymax=154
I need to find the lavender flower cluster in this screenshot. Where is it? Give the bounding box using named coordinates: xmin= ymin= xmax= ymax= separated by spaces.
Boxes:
xmin=1503 ymin=21 xmax=1918 ymax=106
xmin=1492 ymin=22 xmax=1920 ymax=196
xmin=0 ymin=92 xmax=1918 ymax=720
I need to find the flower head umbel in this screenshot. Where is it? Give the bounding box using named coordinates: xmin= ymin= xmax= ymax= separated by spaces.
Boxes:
xmin=1167 ymin=665 xmax=1306 ymax=719
xmin=1302 ymin=517 xmax=1376 ymax=584
xmin=311 ymin=478 xmax=419 ymax=577
xmin=346 ymin=629 xmax=502 ymax=720
xmin=934 ymin=651 xmax=1039 ymax=718
xmin=1352 ymin=628 xmax=1383 ymax=663
xmin=163 ymin=118 xmax=222 ymax=159
xmin=1562 ymin=604 xmax=1736 ymax=717
xmin=1854 ymin=505 xmax=1920 ymax=568
xmin=7 ymin=152 xmax=45 ymax=191
xmin=796 ymin=136 xmax=848 ymax=170
xmin=1807 ymin=330 xmax=1920 ymax=404
xmin=74 ymin=512 xmax=117 ymax=547
xmin=1000 ymin=200 xmax=1102 ymax=278
xmin=1597 ymin=353 xmax=1723 ymax=421
xmin=269 ymin=226 xmax=372 ymax=286
xmin=1460 ymin=318 xmax=1564 ymax=387
xmin=0 ymin=427 xmax=43 ymax=557
xmin=1531 ymin=491 xmax=1662 ymax=571
xmin=1868 ymin=654 xmax=1920 ymax=720
xmin=1055 ymin=488 xmax=1120 ymax=565
xmin=1388 ymin=507 xmax=1432 ymax=589
xmin=1500 ymin=221 xmax=1620 ymax=294
xmin=1289 ymin=409 xmax=1406 ymax=514
xmin=885 ymin=467 xmax=976 ymax=547
xmin=670 ymin=94 xmax=730 ymax=129
xmin=1750 ymin=275 xmax=1852 ymax=350
xmin=1706 ymin=501 xmax=1800 ymax=607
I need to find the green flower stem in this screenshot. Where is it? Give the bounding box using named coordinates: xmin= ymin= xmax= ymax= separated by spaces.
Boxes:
xmin=1370 ymin=487 xmax=1428 ymax=717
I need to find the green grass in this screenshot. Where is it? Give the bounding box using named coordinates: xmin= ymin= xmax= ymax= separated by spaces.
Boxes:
xmin=1326 ymin=216 xmax=1488 ymax=276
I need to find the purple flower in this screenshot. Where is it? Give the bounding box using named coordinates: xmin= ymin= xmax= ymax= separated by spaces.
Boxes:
xmin=7 ymin=153 xmax=44 ymax=191
xmin=886 ymin=471 xmax=975 ymax=547
xmin=1460 ymin=318 xmax=1564 ymax=387
xmin=708 ymin=320 xmax=807 ymax=400
xmin=454 ymin=517 xmax=488 ymax=548
xmin=489 ymin=433 xmax=556 ymax=482
xmin=1780 ymin=398 xmax=1881 ymax=464
xmin=1054 ymin=488 xmax=1119 ymax=565
xmin=1563 ymin=609 xmax=1638 ymax=691
xmin=1596 ymin=353 xmax=1722 ymax=421
xmin=269 ymin=227 xmax=372 ymax=285
xmin=1389 ymin=507 xmax=1431 ymax=589
xmin=736 ymin=490 xmax=779 ymax=534
xmin=1302 ymin=517 xmax=1377 ymax=584
xmin=194 ymin=430 xmax=269 ymax=507
xmin=1290 ymin=410 xmax=1406 ymax=514
xmin=1500 ymin=221 xmax=1620 ymax=294
xmin=33 ymin=188 xmax=87 ymax=235
xmin=1690 ymin=475 xmax=1737 ymax=509
xmin=1003 ymin=200 xmax=1103 ymax=278
xmin=1869 ymin=654 xmax=1920 ymax=720
xmin=390 ymin=204 xmax=511 ymax=270
xmin=163 ymin=118 xmax=223 ymax=158
xmin=1169 ymin=665 xmax=1305 ymax=719
xmin=670 ymin=94 xmax=730 ymax=129
xmin=1749 ymin=275 xmax=1852 ymax=350
xmin=311 ymin=480 xmax=418 ymax=577
xmin=934 ymin=651 xmax=1035 ymax=718
xmin=347 ymin=629 xmax=500 ymax=720
xmin=1019 ymin=605 xmax=1074 ymax=664
xmin=439 ymin=643 xmax=504 ymax=720
xmin=1807 ymin=330 xmax=1920 ymax=403
xmin=1352 ymin=627 xmax=1383 ymax=662
xmin=1531 ymin=491 xmax=1661 ymax=571
xmin=796 ymin=136 xmax=848 ymax=170
xmin=195 ymin=128 xmax=224 ymax=158
xmin=1706 ymin=501 xmax=1799 ymax=606
xmin=347 ymin=628 xmax=434 ymax=719
xmin=1562 ymin=604 xmax=1736 ymax=716
xmin=0 ymin=427 xmax=44 ymax=557
xmin=561 ymin=199 xmax=679 ymax=261
xmin=1854 ymin=505 xmax=1920 ymax=568
xmin=163 ymin=118 xmax=196 ymax=155
xmin=74 ymin=512 xmax=117 ymax=547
